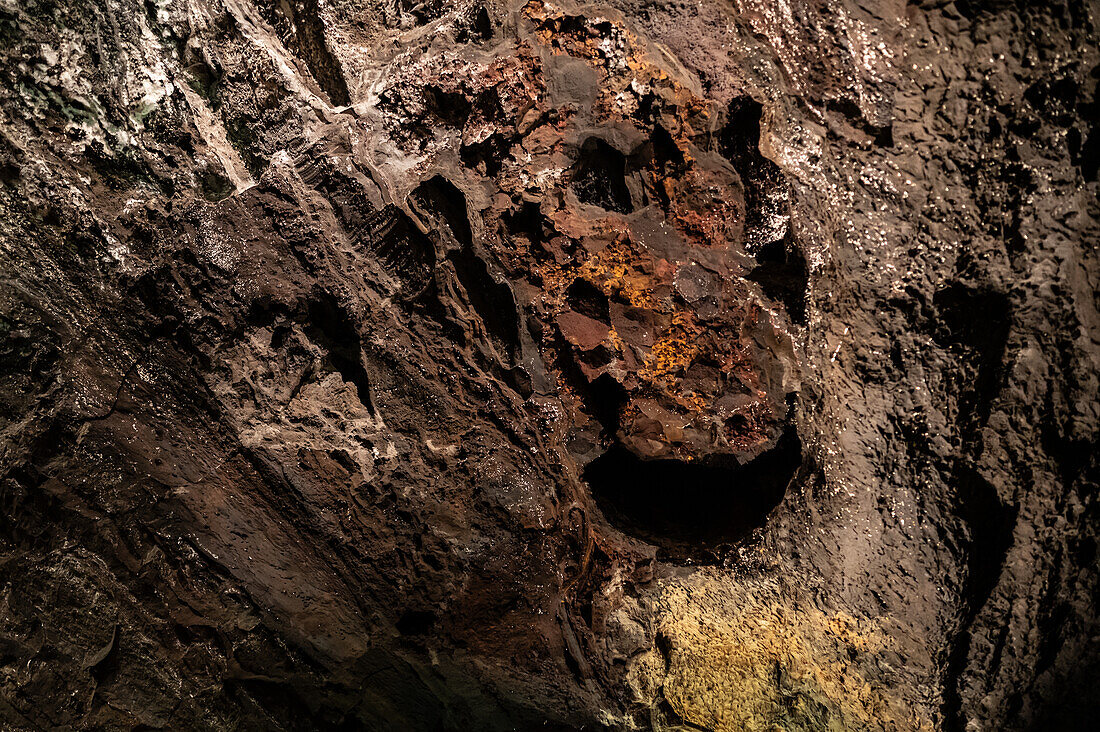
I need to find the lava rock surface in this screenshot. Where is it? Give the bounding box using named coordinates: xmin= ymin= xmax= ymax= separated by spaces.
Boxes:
xmin=0 ymin=0 xmax=1097 ymax=730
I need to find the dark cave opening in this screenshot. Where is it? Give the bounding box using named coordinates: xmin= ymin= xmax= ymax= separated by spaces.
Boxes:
xmin=583 ymin=431 xmax=802 ymax=562
xmin=943 ymin=463 xmax=1019 ymax=731
xmin=423 ymin=85 xmax=473 ymax=129
xmin=572 ymin=137 xmax=634 ymax=214
xmin=460 ymin=131 xmax=510 ymax=177
xmin=502 ymin=200 xmax=546 ymax=247
xmin=554 ymin=336 xmax=628 ymax=439
xmin=455 ymin=6 xmax=493 ymax=43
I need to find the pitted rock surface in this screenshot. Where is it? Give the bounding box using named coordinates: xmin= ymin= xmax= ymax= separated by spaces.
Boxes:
xmin=0 ymin=0 xmax=1097 ymax=730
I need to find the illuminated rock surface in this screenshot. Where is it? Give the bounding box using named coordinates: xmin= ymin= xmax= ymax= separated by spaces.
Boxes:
xmin=0 ymin=0 xmax=1097 ymax=729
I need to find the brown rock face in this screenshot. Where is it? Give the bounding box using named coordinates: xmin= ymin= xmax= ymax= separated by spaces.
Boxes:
xmin=0 ymin=0 xmax=1097 ymax=730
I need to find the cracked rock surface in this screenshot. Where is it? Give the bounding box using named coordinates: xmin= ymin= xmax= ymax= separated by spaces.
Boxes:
xmin=0 ymin=0 xmax=1097 ymax=729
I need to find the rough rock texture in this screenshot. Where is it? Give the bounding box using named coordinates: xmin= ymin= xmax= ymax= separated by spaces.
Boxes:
xmin=0 ymin=0 xmax=1097 ymax=729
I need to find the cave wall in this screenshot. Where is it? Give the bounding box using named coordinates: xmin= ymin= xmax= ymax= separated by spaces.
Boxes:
xmin=0 ymin=0 xmax=1097 ymax=729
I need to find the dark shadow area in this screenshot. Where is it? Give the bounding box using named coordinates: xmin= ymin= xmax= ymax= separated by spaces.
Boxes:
xmin=1023 ymin=648 xmax=1100 ymax=732
xmin=746 ymin=237 xmax=809 ymax=325
xmin=304 ymin=295 xmax=375 ymax=414
xmin=934 ymin=280 xmax=1016 ymax=731
xmin=632 ymin=122 xmax=687 ymax=207
xmin=460 ymin=132 xmax=510 ymax=177
xmin=718 ymin=96 xmax=789 ymax=246
xmin=583 ymin=431 xmax=801 ymax=562
xmin=565 ymin=278 xmax=610 ymax=322
xmin=941 ymin=463 xmax=1018 ymax=732
xmin=199 ymin=168 xmax=234 ymax=202
xmin=554 ymin=332 xmax=627 ymax=438
xmin=647 ymin=123 xmax=687 ymax=176
xmin=423 ymin=85 xmax=473 ymax=129
xmin=396 ymin=610 xmax=437 ymax=636
xmin=455 ymin=6 xmax=493 ymax=43
xmin=572 ymin=138 xmax=634 ymax=214
xmin=259 ymin=0 xmax=351 ymax=106
xmin=932 ymin=282 xmax=1012 ymax=441
xmin=367 ymin=205 xmax=438 ymax=297
xmin=952 ymin=0 xmax=1058 ymax=18
xmin=502 ymin=200 xmax=547 ymax=252
xmin=411 ymin=175 xmax=473 ymax=248
xmin=182 ymin=56 xmax=222 ymax=110
xmin=1072 ymin=63 xmax=1099 ymax=182
xmin=955 ymin=465 xmax=1016 ymax=624
xmin=450 ymin=247 xmax=520 ymax=363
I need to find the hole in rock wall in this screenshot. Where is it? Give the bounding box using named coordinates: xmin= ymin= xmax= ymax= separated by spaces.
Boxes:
xmin=304 ymin=296 xmax=375 ymax=414
xmin=583 ymin=431 xmax=802 ymax=562
xmin=423 ymin=86 xmax=473 ymax=129
xmin=411 ymin=175 xmax=473 ymax=248
xmin=572 ymin=138 xmax=634 ymax=214
xmin=455 ymin=6 xmax=493 ymax=43
xmin=746 ymin=237 xmax=809 ymax=325
xmin=502 ymin=200 xmax=547 ymax=251
xmin=718 ymin=96 xmax=790 ymax=248
xmin=396 ymin=610 xmax=437 ymax=636
xmin=565 ymin=278 xmax=610 ymax=323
